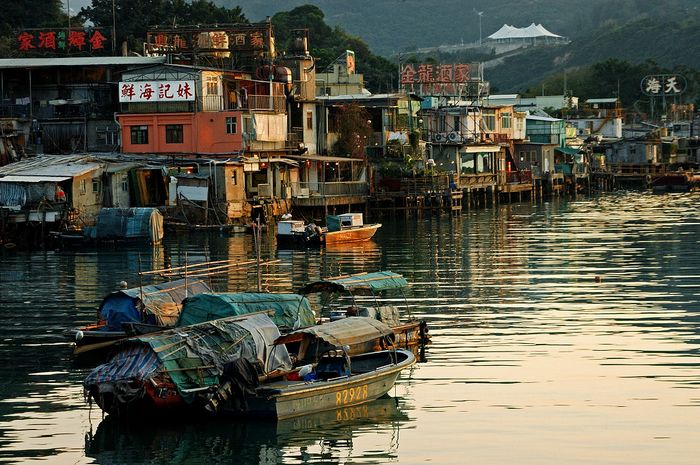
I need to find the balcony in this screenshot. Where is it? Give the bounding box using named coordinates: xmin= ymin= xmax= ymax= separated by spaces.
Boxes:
xmin=290 ymin=181 xmax=368 ymax=207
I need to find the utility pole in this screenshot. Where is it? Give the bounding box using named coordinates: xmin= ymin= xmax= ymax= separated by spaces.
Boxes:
xmin=112 ymin=0 xmax=117 ymax=55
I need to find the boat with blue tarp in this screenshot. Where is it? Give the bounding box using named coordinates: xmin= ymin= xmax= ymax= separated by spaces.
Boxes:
xmin=68 ymin=278 xmax=212 ymax=357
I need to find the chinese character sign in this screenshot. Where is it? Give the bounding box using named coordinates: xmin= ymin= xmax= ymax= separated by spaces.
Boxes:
xmin=17 ymin=29 xmax=109 ymax=54
xmin=119 ymin=81 xmax=196 ymax=103
xmin=401 ymin=62 xmax=482 ymax=96
xmin=641 ymin=75 xmax=686 ymax=96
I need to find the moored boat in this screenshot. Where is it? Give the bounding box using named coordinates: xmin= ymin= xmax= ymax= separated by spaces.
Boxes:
xmin=83 ymin=314 xmax=415 ymax=420
xmin=276 ymin=213 xmax=381 ymax=247
xmin=323 ymin=213 xmax=381 ymax=245
xmin=67 ymin=278 xmax=212 ymax=358
xmin=227 ymin=349 xmax=415 ymax=420
xmin=297 ymin=271 xmax=430 ymax=351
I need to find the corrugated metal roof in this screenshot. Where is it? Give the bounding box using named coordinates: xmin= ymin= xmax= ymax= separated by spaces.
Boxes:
xmin=0 ymin=175 xmax=71 ymax=183
xmin=0 ymin=155 xmax=103 ymax=177
xmin=0 ymin=56 xmax=166 ymax=69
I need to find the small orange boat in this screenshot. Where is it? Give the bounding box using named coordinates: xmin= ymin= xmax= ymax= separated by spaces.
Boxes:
xmin=322 ymin=213 xmax=381 ymax=245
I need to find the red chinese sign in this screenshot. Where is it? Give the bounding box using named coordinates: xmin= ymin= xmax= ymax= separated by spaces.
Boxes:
xmin=119 ymin=81 xmax=196 ymax=103
xmin=401 ymin=62 xmax=482 ymax=96
xmin=146 ymin=26 xmax=270 ymax=55
xmin=17 ymin=29 xmax=108 ymax=54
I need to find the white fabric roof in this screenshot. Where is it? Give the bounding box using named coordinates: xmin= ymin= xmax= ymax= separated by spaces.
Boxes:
xmin=488 ymin=23 xmax=563 ymax=40
xmin=0 ymin=175 xmax=71 ymax=183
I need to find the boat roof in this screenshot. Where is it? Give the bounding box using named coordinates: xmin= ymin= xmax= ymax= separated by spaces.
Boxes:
xmin=298 ymin=271 xmax=408 ymax=294
xmin=101 ymin=278 xmax=212 ymax=315
xmin=178 ymin=292 xmax=316 ymax=329
xmin=84 ymin=313 xmax=291 ymax=403
xmin=275 ymin=316 xmax=393 ymax=347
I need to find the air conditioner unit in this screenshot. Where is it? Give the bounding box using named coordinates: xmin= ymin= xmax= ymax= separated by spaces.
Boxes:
xmin=447 ymin=131 xmax=461 ymax=143
xmin=433 ymin=133 xmax=446 ymax=143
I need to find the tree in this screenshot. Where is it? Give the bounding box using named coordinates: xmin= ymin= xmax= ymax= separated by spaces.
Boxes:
xmin=332 ymin=104 xmax=372 ymax=158
xmin=78 ymin=0 xmax=247 ymax=53
xmin=0 ymin=0 xmax=67 ymax=56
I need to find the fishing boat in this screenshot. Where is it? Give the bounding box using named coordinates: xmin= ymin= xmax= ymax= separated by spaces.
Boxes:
xmin=297 ymin=271 xmax=429 ymax=351
xmin=67 ymin=278 xmax=212 ymax=358
xmin=276 ymin=213 xmax=380 ymax=247
xmin=323 ymin=213 xmax=381 ymax=246
xmin=83 ymin=314 xmax=414 ymax=420
xmin=218 ymin=349 xmax=415 ymax=420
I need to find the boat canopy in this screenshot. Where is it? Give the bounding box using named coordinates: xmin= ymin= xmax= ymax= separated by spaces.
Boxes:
xmin=177 ymin=293 xmax=316 ymax=330
xmin=298 ymin=271 xmax=408 ymax=295
xmin=98 ymin=279 xmax=212 ymax=330
xmin=275 ymin=316 xmax=393 ymax=347
xmin=84 ymin=313 xmax=291 ymax=403
xmin=88 ymin=207 xmax=164 ymax=243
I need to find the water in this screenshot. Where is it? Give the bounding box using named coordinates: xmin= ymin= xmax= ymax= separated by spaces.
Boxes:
xmin=1 ymin=191 xmax=699 ymax=464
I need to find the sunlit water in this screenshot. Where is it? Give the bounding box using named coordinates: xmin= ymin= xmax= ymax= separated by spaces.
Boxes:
xmin=1 ymin=191 xmax=699 ymax=464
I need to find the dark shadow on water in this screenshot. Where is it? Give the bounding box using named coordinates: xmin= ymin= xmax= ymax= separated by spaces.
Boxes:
xmin=85 ymin=396 xmax=409 ymax=465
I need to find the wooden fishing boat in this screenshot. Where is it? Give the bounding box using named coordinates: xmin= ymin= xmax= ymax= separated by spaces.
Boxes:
xmin=84 ymin=314 xmax=415 ymax=420
xmin=323 ymin=213 xmax=381 ymax=245
xmin=276 ymin=213 xmax=380 ymax=247
xmin=297 ymin=271 xmax=430 ymax=351
xmin=68 ymin=278 xmax=212 ymax=358
xmin=227 ymin=350 xmax=415 ymax=420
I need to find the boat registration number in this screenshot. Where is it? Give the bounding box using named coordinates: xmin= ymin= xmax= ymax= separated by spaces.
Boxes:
xmin=336 ymin=385 xmax=368 ymax=405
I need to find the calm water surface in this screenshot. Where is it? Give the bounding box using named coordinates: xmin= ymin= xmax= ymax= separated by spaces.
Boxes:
xmin=1 ymin=191 xmax=699 ymax=464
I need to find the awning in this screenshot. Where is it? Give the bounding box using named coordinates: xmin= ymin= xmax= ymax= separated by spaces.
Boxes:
xmin=555 ymin=147 xmax=580 ymax=156
xmin=0 ymin=175 xmax=71 ymax=183
xmin=287 ymin=154 xmax=365 ymax=163
xmin=461 ymin=145 xmax=501 ymax=154
xmin=275 ymin=316 xmax=393 ymax=347
xmin=298 ymin=271 xmax=408 ymax=295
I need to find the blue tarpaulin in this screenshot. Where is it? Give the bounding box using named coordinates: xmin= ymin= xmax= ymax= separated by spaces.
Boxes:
xmin=98 ymin=279 xmax=212 ymax=330
xmin=93 ymin=208 xmax=164 ymax=243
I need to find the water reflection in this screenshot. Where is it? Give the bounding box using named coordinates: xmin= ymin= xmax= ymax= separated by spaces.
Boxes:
xmin=85 ymin=397 xmax=408 ymax=465
xmin=1 ymin=191 xmax=700 ymax=464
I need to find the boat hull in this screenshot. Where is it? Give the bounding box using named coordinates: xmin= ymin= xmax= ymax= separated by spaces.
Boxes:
xmin=323 ymin=224 xmax=381 ymax=245
xmin=228 ymin=349 xmax=415 ymax=420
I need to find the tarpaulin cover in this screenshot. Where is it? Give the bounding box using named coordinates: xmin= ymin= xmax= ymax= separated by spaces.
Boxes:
xmin=177 ymin=293 xmax=316 ymax=330
xmin=94 ymin=207 xmax=164 ymax=242
xmin=298 ymin=271 xmax=408 ymax=295
xmin=99 ymin=279 xmax=212 ymax=330
xmin=275 ymin=316 xmax=393 ymax=348
xmin=84 ymin=313 xmax=291 ymax=403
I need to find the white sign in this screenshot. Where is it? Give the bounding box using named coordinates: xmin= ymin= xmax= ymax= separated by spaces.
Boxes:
xmin=641 ymin=75 xmax=686 ymax=96
xmin=119 ymin=80 xmax=196 ymax=103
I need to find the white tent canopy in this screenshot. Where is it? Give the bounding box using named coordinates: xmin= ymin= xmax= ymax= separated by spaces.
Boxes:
xmin=487 ymin=23 xmax=563 ymax=40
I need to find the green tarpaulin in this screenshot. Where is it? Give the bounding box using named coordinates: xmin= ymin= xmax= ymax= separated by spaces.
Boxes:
xmin=177 ymin=293 xmax=316 ymax=330
xmin=298 ymin=271 xmax=408 ymax=295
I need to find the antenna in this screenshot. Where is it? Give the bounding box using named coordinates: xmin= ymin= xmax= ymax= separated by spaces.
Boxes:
xmin=473 ymin=9 xmax=485 ymax=46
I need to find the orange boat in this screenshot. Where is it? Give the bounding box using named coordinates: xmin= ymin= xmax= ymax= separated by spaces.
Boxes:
xmin=322 ymin=213 xmax=381 ymax=245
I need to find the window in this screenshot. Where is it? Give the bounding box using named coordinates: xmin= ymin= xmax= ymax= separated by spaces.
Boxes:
xmin=79 ymin=179 xmax=86 ymax=195
xmin=206 ymin=77 xmax=219 ymax=95
xmin=501 ymin=112 xmax=512 ymax=129
xmin=165 ymin=124 xmax=183 ymax=144
xmin=482 ymin=112 xmax=496 ymax=131
xmin=306 ymin=111 xmax=313 ymax=130
xmin=121 ymin=176 xmax=128 ymax=192
xmin=92 ymin=179 xmax=100 ymax=193
xmin=130 ymin=126 xmax=148 ymax=144
xmin=226 ymin=116 xmax=237 ymax=134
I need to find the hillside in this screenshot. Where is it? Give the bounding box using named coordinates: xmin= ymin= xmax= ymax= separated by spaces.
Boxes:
xmin=227 ymin=0 xmax=699 ymax=56
xmin=484 ymin=12 xmax=700 ymax=94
